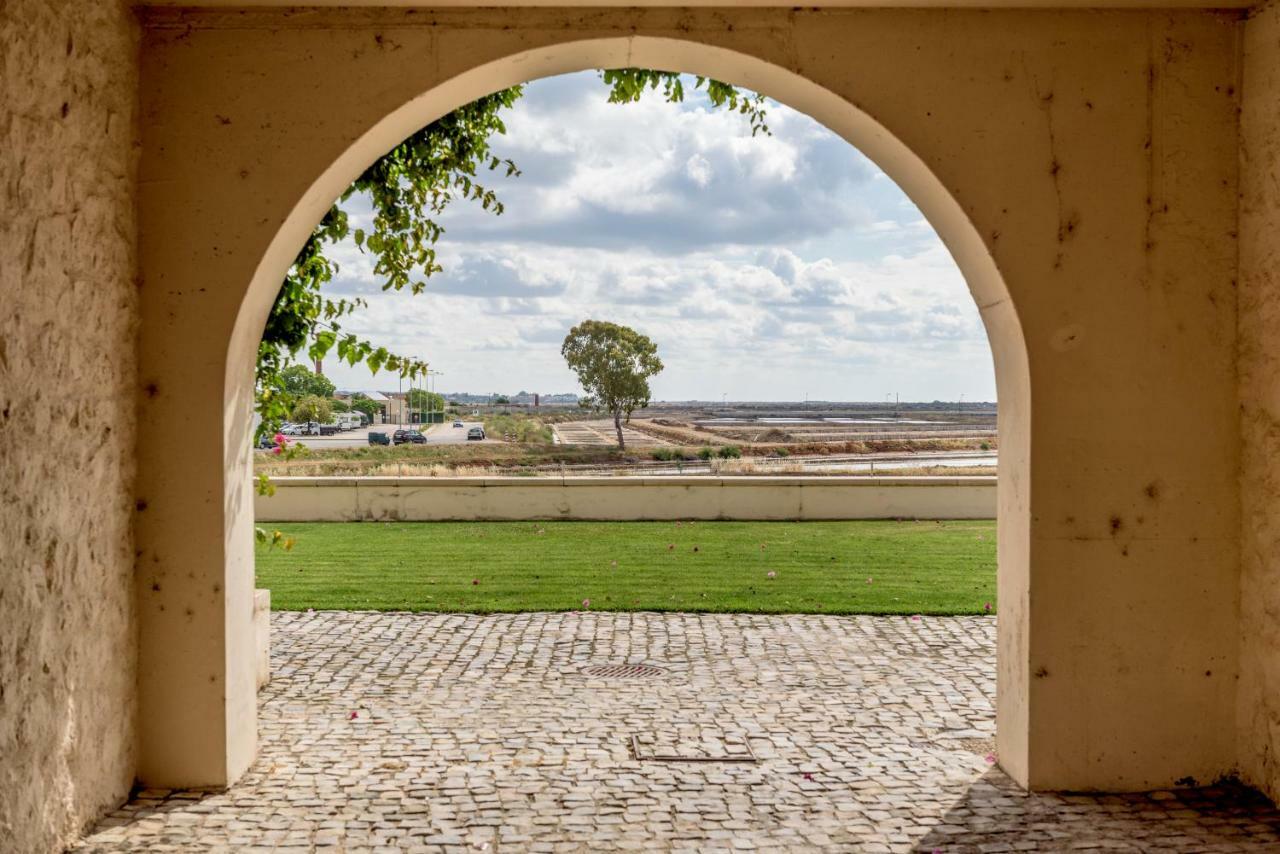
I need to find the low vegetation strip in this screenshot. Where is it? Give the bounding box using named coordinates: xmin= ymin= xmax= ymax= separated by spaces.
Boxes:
xmin=256 ymin=520 xmax=996 ymax=615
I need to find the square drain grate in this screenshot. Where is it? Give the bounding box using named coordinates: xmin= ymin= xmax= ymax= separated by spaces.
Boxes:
xmin=630 ymin=733 xmax=758 ymax=763
xmin=581 ymin=663 xmax=667 ymax=678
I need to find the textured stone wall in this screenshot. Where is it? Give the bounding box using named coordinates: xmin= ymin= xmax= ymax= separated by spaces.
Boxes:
xmin=139 ymin=6 xmax=1243 ymax=792
xmin=0 ymin=1 xmax=139 ymax=851
xmin=1240 ymin=1 xmax=1280 ymax=805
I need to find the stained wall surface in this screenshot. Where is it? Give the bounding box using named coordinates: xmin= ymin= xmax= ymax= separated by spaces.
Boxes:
xmin=134 ymin=6 xmax=1243 ymax=793
xmin=0 ymin=1 xmax=140 ymax=851
xmin=1239 ymin=1 xmax=1280 ymax=805
xmin=2 ymin=1 xmax=1279 ymax=848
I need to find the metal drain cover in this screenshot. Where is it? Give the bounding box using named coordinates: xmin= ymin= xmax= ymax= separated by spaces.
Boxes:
xmin=631 ymin=734 xmax=758 ymax=763
xmin=581 ymin=663 xmax=666 ymax=678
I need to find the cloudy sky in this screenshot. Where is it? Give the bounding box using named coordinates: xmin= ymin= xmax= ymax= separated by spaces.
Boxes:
xmin=319 ymin=71 xmax=995 ymax=402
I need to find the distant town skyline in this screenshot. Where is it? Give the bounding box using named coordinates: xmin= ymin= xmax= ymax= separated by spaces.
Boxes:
xmin=318 ymin=71 xmax=997 ymax=402
xmin=330 ymin=383 xmax=994 ymax=406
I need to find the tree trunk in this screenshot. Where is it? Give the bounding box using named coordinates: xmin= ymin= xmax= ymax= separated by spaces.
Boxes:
xmin=614 ymin=409 xmax=625 ymax=449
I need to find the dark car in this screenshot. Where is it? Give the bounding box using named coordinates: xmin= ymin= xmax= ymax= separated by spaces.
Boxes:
xmin=368 ymin=431 xmax=390 ymax=446
xmin=393 ymin=429 xmax=427 ymax=445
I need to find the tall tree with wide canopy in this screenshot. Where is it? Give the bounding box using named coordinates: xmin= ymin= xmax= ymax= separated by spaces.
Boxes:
xmin=254 ymin=70 xmax=766 ymax=436
xmin=278 ymin=364 xmax=336 ymax=401
xmin=561 ymin=319 xmax=664 ymax=449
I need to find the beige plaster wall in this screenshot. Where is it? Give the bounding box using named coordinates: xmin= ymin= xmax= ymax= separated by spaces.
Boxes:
xmin=256 ymin=476 xmax=998 ymax=522
xmin=0 ymin=1 xmax=139 ymax=850
xmin=136 ymin=7 xmax=1242 ymax=793
xmin=1239 ymin=0 xmax=1280 ymax=804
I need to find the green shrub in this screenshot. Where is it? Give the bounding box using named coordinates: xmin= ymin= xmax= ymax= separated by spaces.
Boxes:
xmin=651 ymin=448 xmax=676 ymax=461
xmin=774 ymin=447 xmax=790 ymax=457
xmin=718 ymin=445 xmax=742 ymax=459
xmin=697 ymin=447 xmax=716 ymax=460
xmin=483 ymin=413 xmax=553 ymax=444
xmin=980 ymin=441 xmax=991 ymax=451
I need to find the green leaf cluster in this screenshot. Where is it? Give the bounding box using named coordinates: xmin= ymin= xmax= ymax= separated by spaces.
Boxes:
xmin=561 ymin=319 xmax=664 ymax=449
xmin=290 ymin=394 xmax=334 ymax=425
xmin=600 ymin=69 xmax=769 ymax=136
xmin=350 ymin=395 xmax=383 ymax=422
xmin=279 ymin=364 xmax=336 ymax=400
xmin=406 ymin=388 xmax=445 ymax=413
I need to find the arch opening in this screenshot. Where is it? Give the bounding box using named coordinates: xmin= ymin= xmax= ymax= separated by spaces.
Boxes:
xmin=223 ymin=35 xmax=1030 ymax=786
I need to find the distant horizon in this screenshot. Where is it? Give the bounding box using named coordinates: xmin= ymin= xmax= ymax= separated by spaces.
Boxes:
xmin=333 ymin=386 xmax=996 ymax=407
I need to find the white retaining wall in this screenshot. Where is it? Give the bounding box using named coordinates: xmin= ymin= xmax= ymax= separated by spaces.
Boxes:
xmin=256 ymin=476 xmax=997 ymax=522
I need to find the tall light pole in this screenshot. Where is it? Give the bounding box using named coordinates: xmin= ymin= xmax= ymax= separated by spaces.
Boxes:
xmin=426 ymin=369 xmax=443 ymax=424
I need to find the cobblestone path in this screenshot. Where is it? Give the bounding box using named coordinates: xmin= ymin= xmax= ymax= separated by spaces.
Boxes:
xmin=76 ymin=612 xmax=1280 ymax=852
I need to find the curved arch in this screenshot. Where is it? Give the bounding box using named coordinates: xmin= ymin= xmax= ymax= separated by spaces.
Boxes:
xmin=229 ymin=37 xmax=1023 ymax=378
xmin=224 ymin=35 xmax=1031 ymax=782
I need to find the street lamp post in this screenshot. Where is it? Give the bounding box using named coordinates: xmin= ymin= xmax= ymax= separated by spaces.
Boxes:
xmin=425 ymin=368 xmax=443 ymax=424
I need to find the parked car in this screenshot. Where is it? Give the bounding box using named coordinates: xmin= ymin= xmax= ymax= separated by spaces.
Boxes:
xmin=368 ymin=431 xmax=390 ymax=446
xmin=452 ymin=420 xmax=464 ymax=428
xmin=280 ymin=422 xmax=304 ymax=436
xmin=393 ymin=429 xmax=427 ymax=445
xmin=466 ymin=427 xmax=485 ymax=441
xmin=255 ymin=433 xmax=276 ymax=450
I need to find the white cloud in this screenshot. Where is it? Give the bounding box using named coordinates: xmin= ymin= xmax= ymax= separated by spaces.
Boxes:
xmin=313 ymin=72 xmax=995 ymax=402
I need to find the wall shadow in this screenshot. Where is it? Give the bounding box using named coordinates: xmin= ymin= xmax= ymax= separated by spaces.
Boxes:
xmin=912 ymin=769 xmax=1280 ymax=852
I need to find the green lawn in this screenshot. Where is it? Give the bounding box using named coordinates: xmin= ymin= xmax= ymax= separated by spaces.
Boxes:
xmin=256 ymin=520 xmax=996 ymax=615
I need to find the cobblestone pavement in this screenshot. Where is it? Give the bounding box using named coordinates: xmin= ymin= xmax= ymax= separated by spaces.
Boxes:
xmin=77 ymin=612 xmax=1280 ymax=852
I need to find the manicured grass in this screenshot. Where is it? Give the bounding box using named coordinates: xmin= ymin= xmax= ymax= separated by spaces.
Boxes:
xmin=256 ymin=520 xmax=996 ymax=615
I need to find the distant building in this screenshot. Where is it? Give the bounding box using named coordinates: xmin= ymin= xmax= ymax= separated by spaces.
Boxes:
xmin=333 ymin=389 xmax=391 ymax=424
xmin=440 ymin=391 xmax=579 ymax=406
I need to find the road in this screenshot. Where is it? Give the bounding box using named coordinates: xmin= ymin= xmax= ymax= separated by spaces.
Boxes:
xmin=276 ymin=421 xmax=494 ymax=450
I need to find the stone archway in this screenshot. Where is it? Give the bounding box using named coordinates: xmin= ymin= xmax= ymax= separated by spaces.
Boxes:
xmin=134 ymin=7 xmax=1240 ymax=795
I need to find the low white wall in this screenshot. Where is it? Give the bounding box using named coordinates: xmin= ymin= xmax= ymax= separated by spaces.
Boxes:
xmin=256 ymin=476 xmax=997 ymax=522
